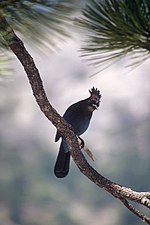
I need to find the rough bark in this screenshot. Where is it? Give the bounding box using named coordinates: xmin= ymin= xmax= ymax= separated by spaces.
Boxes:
xmin=0 ymin=13 xmax=150 ymax=224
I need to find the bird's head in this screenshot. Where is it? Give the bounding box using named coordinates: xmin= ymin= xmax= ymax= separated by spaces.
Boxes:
xmin=88 ymin=87 xmax=101 ymax=112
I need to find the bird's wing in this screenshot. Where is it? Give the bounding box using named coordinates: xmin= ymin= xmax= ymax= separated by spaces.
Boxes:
xmin=55 ymin=130 xmax=61 ymax=142
xmin=55 ymin=100 xmax=84 ymax=142
xmin=63 ymin=103 xmax=77 ymax=121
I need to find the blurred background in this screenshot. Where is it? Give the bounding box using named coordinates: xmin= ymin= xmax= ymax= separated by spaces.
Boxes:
xmin=0 ymin=40 xmax=149 ymax=225
xmin=0 ymin=1 xmax=150 ymax=225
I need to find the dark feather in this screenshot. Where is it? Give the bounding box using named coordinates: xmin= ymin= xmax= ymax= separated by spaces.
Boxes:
xmin=54 ymin=87 xmax=101 ymax=178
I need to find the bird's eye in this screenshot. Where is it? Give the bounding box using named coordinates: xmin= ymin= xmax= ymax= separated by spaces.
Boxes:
xmin=90 ymin=100 xmax=99 ymax=110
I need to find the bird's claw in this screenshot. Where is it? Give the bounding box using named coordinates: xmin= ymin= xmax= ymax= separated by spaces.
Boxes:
xmin=78 ymin=136 xmax=85 ymax=149
xmin=77 ymin=136 xmax=96 ymax=162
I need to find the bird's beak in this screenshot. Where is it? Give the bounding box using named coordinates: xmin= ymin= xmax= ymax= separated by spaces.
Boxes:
xmin=92 ymin=103 xmax=98 ymax=110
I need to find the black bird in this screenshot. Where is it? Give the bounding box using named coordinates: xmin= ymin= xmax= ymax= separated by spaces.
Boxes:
xmin=54 ymin=87 xmax=101 ymax=178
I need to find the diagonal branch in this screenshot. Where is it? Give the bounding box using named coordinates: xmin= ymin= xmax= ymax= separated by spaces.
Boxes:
xmin=120 ymin=197 xmax=150 ymax=224
xmin=0 ymin=14 xmax=149 ymax=224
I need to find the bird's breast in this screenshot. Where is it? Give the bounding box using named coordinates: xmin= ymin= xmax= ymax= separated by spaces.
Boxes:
xmin=71 ymin=117 xmax=91 ymax=136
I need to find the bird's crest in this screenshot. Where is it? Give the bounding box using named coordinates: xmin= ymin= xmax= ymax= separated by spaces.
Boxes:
xmin=89 ymin=87 xmax=101 ymax=98
xmin=89 ymin=87 xmax=101 ymax=109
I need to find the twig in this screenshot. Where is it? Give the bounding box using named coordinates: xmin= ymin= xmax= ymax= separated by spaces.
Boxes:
xmin=120 ymin=197 xmax=150 ymax=224
xmin=77 ymin=137 xmax=96 ymax=161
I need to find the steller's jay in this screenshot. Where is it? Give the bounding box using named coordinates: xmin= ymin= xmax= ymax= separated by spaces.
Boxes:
xmin=54 ymin=87 xmax=101 ymax=178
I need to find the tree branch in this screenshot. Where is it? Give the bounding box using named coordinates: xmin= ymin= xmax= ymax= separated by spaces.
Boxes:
xmin=0 ymin=14 xmax=149 ymax=224
xmin=120 ymin=197 xmax=150 ymax=224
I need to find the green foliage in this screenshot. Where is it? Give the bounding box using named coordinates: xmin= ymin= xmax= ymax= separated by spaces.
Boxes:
xmin=0 ymin=0 xmax=76 ymax=49
xmin=0 ymin=53 xmax=12 ymax=77
xmin=77 ymin=0 xmax=150 ymax=70
xmin=0 ymin=0 xmax=77 ymax=76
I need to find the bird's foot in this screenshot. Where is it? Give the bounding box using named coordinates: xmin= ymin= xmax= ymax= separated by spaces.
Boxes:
xmin=77 ymin=136 xmax=96 ymax=162
xmin=77 ymin=136 xmax=85 ymax=148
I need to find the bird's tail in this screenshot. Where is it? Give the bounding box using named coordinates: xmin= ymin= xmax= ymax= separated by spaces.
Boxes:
xmin=54 ymin=140 xmax=70 ymax=178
